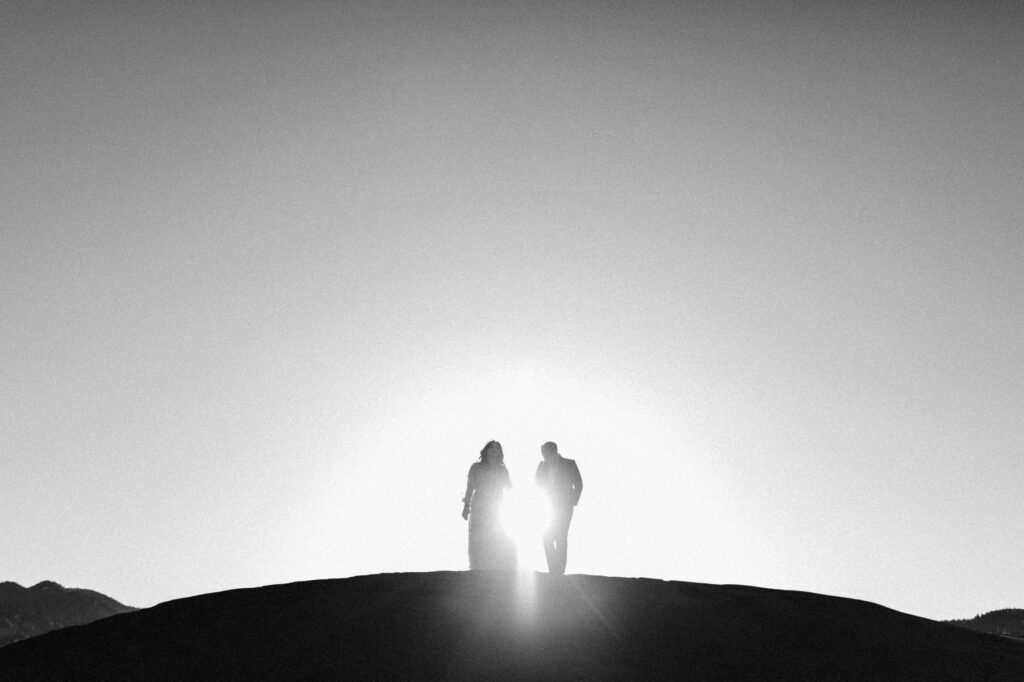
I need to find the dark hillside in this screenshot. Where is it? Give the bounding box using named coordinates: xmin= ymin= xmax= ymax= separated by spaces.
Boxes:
xmin=949 ymin=609 xmax=1024 ymax=639
xmin=2 ymin=572 xmax=1022 ymax=680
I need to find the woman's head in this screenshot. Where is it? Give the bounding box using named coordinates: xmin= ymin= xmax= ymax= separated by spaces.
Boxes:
xmin=479 ymin=440 xmax=504 ymax=464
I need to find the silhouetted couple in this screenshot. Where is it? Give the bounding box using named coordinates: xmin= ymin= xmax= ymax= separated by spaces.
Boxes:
xmin=462 ymin=440 xmax=583 ymax=574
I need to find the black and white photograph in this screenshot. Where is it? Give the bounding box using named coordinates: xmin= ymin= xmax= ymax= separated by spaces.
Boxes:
xmin=2 ymin=1 xmax=1023 ymax=678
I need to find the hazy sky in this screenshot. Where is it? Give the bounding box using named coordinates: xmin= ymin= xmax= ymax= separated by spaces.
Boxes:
xmin=2 ymin=1 xmax=1022 ymax=619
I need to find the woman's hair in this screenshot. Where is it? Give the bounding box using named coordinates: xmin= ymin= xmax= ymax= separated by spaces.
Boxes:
xmin=479 ymin=440 xmax=504 ymax=464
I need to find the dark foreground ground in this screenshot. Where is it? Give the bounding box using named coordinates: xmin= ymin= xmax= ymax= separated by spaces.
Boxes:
xmin=2 ymin=571 xmax=1022 ymax=680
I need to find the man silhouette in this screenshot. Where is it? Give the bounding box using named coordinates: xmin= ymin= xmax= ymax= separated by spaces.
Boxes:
xmin=535 ymin=441 xmax=583 ymax=575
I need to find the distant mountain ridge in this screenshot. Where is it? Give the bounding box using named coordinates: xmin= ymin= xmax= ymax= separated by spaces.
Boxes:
xmin=0 ymin=580 xmax=135 ymax=647
xmin=949 ymin=609 xmax=1024 ymax=639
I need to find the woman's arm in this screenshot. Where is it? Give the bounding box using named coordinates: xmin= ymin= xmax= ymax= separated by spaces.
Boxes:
xmin=462 ymin=464 xmax=477 ymax=519
xmin=570 ymin=461 xmax=583 ymax=505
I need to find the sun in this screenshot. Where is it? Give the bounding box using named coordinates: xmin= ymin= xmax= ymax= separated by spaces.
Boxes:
xmin=500 ymin=487 xmax=551 ymax=570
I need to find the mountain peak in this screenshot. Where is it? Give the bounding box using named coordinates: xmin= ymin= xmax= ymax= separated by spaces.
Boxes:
xmin=28 ymin=581 xmax=64 ymax=592
xmin=1 ymin=581 xmax=134 ymax=649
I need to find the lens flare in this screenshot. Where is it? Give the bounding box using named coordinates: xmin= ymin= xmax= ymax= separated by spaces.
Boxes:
xmin=499 ymin=488 xmax=552 ymax=628
xmin=500 ymin=489 xmax=551 ymax=571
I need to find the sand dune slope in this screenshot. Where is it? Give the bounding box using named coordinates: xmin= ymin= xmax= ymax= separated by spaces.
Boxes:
xmin=2 ymin=571 xmax=1022 ymax=680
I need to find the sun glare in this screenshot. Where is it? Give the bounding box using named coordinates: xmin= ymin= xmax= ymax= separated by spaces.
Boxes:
xmin=501 ymin=488 xmax=551 ymax=571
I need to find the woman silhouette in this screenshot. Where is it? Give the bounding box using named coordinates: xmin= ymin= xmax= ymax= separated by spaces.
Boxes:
xmin=462 ymin=440 xmax=516 ymax=570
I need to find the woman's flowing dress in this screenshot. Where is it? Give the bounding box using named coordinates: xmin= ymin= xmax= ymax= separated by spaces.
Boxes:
xmin=463 ymin=462 xmax=516 ymax=570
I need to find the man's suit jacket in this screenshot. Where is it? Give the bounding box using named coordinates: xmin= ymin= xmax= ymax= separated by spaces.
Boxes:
xmin=535 ymin=456 xmax=583 ymax=509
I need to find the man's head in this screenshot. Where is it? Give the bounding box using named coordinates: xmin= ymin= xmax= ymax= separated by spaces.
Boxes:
xmin=541 ymin=441 xmax=558 ymax=461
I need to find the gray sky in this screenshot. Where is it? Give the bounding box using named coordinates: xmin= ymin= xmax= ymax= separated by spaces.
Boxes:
xmin=2 ymin=1 xmax=1022 ymax=619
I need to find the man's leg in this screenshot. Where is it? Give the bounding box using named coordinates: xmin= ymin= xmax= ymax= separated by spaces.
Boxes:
xmin=541 ymin=525 xmax=558 ymax=573
xmin=556 ymin=516 xmax=569 ymax=574
xmin=551 ymin=507 xmax=573 ymax=574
